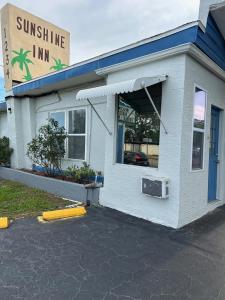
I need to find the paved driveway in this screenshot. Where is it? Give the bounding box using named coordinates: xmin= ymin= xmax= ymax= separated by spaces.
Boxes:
xmin=1 ymin=206 xmax=225 ymax=300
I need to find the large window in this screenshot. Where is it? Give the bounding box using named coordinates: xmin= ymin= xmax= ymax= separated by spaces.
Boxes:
xmin=50 ymin=109 xmax=86 ymax=161
xmin=192 ymin=87 xmax=206 ymax=170
xmin=116 ymin=83 xmax=162 ymax=168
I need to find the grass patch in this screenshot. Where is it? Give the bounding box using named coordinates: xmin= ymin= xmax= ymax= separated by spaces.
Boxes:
xmin=0 ymin=180 xmax=72 ymax=219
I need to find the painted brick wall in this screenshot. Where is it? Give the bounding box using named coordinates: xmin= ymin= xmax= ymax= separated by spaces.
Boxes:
xmin=100 ymin=55 xmax=187 ymax=228
xmin=8 ymin=80 xmax=107 ymax=173
xmin=178 ymin=55 xmax=225 ymax=227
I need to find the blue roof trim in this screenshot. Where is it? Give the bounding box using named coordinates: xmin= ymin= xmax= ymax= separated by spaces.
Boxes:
xmin=195 ymin=14 xmax=225 ymax=71
xmin=13 ymin=26 xmax=198 ymax=96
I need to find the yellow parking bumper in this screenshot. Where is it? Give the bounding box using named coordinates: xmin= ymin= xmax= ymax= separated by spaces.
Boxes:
xmin=0 ymin=217 xmax=9 ymax=229
xmin=42 ymin=207 xmax=86 ymax=221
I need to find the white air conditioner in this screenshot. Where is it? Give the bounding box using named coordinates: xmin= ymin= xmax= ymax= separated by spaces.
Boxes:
xmin=142 ymin=176 xmax=169 ymax=199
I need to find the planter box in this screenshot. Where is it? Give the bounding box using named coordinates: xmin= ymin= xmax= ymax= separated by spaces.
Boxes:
xmin=32 ymin=164 xmax=104 ymax=185
xmin=0 ymin=167 xmax=100 ymax=205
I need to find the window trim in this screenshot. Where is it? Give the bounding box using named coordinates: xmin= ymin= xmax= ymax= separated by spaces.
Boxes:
xmin=190 ymin=84 xmax=208 ymax=172
xmin=49 ymin=108 xmax=87 ymax=162
xmin=67 ymin=107 xmax=87 ymax=161
xmin=115 ymin=93 xmax=161 ymax=170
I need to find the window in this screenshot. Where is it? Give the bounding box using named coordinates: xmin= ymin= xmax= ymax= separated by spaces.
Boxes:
xmin=192 ymin=87 xmax=206 ymax=170
xmin=116 ymin=83 xmax=162 ymax=168
xmin=68 ymin=109 xmax=86 ymax=160
xmin=50 ymin=111 xmax=65 ymax=128
xmin=50 ymin=109 xmax=86 ymax=161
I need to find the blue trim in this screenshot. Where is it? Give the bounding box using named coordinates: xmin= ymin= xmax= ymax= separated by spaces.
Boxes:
xmin=32 ymin=165 xmax=104 ymax=184
xmin=195 ymin=14 xmax=225 ymax=71
xmin=13 ymin=26 xmax=198 ymax=96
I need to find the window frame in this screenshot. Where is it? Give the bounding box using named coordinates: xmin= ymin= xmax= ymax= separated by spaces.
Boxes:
xmin=115 ymin=93 xmax=162 ymax=170
xmin=190 ymin=84 xmax=207 ymax=172
xmin=66 ymin=107 xmax=87 ymax=162
xmin=49 ymin=108 xmax=87 ymax=162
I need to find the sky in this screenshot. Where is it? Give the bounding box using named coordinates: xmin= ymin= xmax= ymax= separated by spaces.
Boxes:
xmin=0 ymin=0 xmax=201 ymax=100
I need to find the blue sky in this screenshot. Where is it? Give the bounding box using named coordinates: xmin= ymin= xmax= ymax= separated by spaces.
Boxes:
xmin=0 ymin=0 xmax=201 ymax=98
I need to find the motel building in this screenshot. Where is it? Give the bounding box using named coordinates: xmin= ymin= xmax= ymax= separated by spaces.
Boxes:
xmin=1 ymin=1 xmax=225 ymax=228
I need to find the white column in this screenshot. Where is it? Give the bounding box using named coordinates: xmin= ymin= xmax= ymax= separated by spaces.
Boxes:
xmin=6 ymin=96 xmax=35 ymax=169
xmin=104 ymin=95 xmax=116 ymax=170
xmin=21 ymin=97 xmax=36 ymax=169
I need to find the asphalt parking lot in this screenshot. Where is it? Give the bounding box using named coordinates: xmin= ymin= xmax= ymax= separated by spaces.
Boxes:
xmin=1 ymin=206 xmax=225 ymax=300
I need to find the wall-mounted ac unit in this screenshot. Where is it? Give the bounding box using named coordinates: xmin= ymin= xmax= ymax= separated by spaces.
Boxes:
xmin=142 ymin=176 xmax=169 ymax=199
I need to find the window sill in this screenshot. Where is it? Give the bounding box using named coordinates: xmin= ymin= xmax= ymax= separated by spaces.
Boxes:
xmin=63 ymin=158 xmax=86 ymax=163
xmin=190 ymin=168 xmax=205 ymax=173
xmin=114 ymin=163 xmax=159 ymax=171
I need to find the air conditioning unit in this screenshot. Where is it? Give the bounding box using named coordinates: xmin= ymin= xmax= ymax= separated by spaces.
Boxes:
xmin=142 ymin=176 xmax=169 ymax=199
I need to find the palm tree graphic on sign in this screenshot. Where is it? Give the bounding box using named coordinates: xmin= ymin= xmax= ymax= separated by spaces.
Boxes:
xmin=11 ymin=48 xmax=33 ymax=81
xmin=50 ymin=58 xmax=68 ymax=71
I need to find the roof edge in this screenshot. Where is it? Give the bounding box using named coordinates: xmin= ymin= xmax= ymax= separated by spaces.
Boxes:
xmin=11 ymin=21 xmax=199 ymax=92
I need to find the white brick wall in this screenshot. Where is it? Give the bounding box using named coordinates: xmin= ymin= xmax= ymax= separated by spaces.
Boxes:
xmin=100 ymin=55 xmax=187 ymax=228
xmin=7 ymin=80 xmax=107 ymax=173
xmin=178 ymin=55 xmax=225 ymax=227
xmin=5 ymin=50 xmax=225 ymax=229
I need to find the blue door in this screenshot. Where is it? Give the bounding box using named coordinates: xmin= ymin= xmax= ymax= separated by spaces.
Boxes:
xmin=208 ymin=107 xmax=220 ymax=202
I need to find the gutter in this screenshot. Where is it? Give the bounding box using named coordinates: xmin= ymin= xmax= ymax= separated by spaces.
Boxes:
xmin=12 ymin=24 xmax=199 ymax=97
xmin=97 ymin=43 xmax=225 ymax=82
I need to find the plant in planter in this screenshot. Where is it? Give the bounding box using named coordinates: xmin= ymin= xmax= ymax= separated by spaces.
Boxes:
xmin=0 ymin=136 xmax=13 ymax=167
xmin=65 ymin=162 xmax=96 ymax=183
xmin=27 ymin=118 xmax=67 ymax=176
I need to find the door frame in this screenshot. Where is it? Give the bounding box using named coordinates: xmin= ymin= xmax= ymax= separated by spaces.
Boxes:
xmin=208 ymin=105 xmax=222 ymax=202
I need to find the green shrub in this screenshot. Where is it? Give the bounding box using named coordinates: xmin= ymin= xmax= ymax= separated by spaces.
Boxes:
xmin=27 ymin=118 xmax=67 ymax=176
xmin=0 ymin=136 xmax=13 ymax=166
xmin=65 ymin=162 xmax=96 ymax=183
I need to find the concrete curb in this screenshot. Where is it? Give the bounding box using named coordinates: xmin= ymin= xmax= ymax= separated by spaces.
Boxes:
xmin=42 ymin=207 xmax=86 ymax=221
xmin=0 ymin=217 xmax=9 ymax=229
xmin=0 ymin=167 xmax=100 ymax=205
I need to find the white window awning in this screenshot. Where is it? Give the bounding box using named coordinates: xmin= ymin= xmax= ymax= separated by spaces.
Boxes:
xmin=76 ymin=75 xmax=167 ymax=100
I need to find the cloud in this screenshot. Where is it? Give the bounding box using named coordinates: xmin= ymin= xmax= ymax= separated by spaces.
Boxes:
xmin=0 ymin=0 xmax=200 ymax=67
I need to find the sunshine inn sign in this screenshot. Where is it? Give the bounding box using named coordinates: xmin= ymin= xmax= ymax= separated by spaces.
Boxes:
xmin=1 ymin=4 xmax=70 ymax=90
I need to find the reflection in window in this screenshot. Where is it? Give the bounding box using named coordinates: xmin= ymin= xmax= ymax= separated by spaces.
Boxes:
xmin=69 ymin=110 xmax=86 ymax=134
xmin=192 ymin=131 xmax=204 ymax=169
xmin=116 ymin=83 xmax=162 ymax=168
xmin=68 ymin=136 xmax=85 ymax=160
xmin=50 ymin=111 xmax=66 ymax=156
xmin=192 ymin=87 xmax=206 ymax=170
xmin=50 ymin=111 xmax=65 ymax=128
xmin=193 ymin=87 xmax=206 ymax=129
xmin=68 ymin=109 xmax=86 ymax=160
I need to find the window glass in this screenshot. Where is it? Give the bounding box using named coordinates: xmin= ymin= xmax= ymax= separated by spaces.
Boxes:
xmin=193 ymin=87 xmax=206 ymax=129
xmin=69 ymin=110 xmax=85 ymax=134
xmin=68 ymin=109 xmax=86 ymax=160
xmin=50 ymin=111 xmax=65 ymax=128
xmin=192 ymin=87 xmax=206 ymax=170
xmin=116 ymin=84 xmax=162 ymax=168
xmin=192 ymin=131 xmax=204 ymax=169
xmin=68 ymin=136 xmax=85 ymax=160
